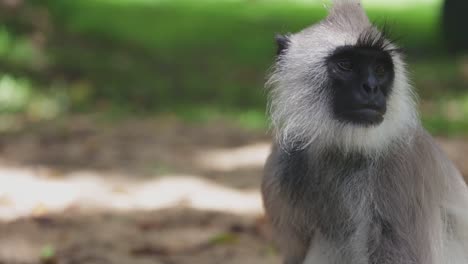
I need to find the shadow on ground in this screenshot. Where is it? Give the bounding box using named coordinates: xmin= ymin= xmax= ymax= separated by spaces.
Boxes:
xmin=0 ymin=208 xmax=278 ymax=264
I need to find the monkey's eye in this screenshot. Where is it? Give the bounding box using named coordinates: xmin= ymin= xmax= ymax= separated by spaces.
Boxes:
xmin=336 ymin=60 xmax=353 ymax=72
xmin=375 ymin=64 xmax=386 ymax=77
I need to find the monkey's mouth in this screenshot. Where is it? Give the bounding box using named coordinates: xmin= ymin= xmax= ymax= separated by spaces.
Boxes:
xmin=345 ymin=107 xmax=385 ymax=126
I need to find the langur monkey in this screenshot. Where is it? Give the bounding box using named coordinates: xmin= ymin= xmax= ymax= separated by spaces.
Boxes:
xmin=262 ymin=0 xmax=468 ymax=263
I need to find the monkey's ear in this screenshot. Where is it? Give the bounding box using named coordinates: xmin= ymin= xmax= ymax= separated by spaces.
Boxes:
xmin=275 ymin=34 xmax=290 ymax=56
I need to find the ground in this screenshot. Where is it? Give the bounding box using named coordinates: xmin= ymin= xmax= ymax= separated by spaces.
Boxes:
xmin=0 ymin=116 xmax=466 ymax=264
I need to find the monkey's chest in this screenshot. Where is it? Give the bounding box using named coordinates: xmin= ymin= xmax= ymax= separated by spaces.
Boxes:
xmin=306 ymin=170 xmax=424 ymax=264
xmin=277 ymin=149 xmax=429 ymax=263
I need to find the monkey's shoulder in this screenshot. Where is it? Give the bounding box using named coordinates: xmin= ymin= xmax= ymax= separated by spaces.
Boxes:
xmin=264 ymin=144 xmax=314 ymax=183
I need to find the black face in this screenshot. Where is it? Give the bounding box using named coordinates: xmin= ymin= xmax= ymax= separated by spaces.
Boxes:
xmin=326 ymin=46 xmax=395 ymax=126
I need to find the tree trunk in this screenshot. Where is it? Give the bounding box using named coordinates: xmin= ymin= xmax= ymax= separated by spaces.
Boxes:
xmin=442 ymin=0 xmax=468 ymax=53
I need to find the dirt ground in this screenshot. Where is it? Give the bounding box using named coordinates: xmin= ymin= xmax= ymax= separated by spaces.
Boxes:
xmin=0 ymin=115 xmax=467 ymax=264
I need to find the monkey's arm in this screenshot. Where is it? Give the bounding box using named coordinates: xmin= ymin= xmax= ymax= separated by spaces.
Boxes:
xmin=421 ymin=132 xmax=468 ymax=263
xmin=442 ymin=161 xmax=468 ymax=263
xmin=262 ymin=145 xmax=314 ymax=264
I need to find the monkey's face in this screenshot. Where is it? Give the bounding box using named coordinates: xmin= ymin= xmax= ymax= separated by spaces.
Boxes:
xmin=326 ymin=46 xmax=395 ymax=126
xmin=267 ymin=7 xmax=418 ymax=152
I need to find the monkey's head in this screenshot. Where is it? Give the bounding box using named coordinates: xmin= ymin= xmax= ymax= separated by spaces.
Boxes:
xmin=267 ymin=0 xmax=418 ymax=155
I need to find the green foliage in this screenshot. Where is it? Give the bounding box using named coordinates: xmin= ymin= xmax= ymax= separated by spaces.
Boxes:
xmin=32 ymin=0 xmax=445 ymax=112
xmin=0 ymin=74 xmax=68 ymax=120
xmin=411 ymin=57 xmax=467 ymax=98
xmin=423 ymin=94 xmax=468 ymax=137
xmin=1 ymin=0 xmax=467 ymax=135
xmin=40 ymin=244 xmax=57 ymax=264
xmin=172 ymin=106 xmax=267 ymax=130
xmin=209 ymin=232 xmax=238 ymax=245
xmin=0 ymin=26 xmax=46 ymax=69
xmin=0 ymin=75 xmax=31 ymax=112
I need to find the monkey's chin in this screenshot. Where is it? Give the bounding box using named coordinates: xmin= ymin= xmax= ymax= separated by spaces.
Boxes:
xmin=343 ymin=109 xmax=385 ymax=126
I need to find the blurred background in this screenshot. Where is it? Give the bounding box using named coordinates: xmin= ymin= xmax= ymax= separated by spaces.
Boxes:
xmin=0 ymin=0 xmax=466 ymax=263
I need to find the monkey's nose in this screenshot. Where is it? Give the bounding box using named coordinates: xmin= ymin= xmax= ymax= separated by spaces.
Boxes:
xmin=362 ymin=82 xmax=379 ymax=95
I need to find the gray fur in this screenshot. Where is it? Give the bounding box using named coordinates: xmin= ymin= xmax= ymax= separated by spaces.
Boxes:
xmin=262 ymin=1 xmax=468 ymax=263
xmin=263 ymin=130 xmax=451 ymax=264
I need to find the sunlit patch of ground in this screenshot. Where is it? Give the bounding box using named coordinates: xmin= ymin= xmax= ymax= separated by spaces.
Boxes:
xmin=195 ymin=143 xmax=270 ymax=172
xmin=0 ymin=167 xmax=263 ymax=221
xmin=0 ymin=117 xmax=273 ymax=221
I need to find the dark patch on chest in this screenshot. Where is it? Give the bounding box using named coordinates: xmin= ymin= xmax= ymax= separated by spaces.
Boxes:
xmin=277 ymin=148 xmax=371 ymax=240
xmin=367 ymin=208 xmax=400 ymax=263
xmin=368 ymin=222 xmax=419 ymax=263
xmin=278 ymin=149 xmax=364 ymax=203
